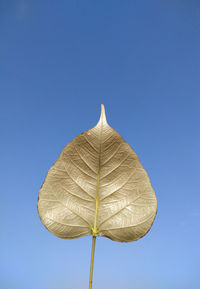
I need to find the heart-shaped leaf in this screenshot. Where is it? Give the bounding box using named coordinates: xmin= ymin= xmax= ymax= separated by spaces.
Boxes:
xmin=38 ymin=105 xmax=157 ymax=242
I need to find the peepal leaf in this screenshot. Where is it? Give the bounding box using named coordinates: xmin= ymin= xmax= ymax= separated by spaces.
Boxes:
xmin=38 ymin=105 xmax=157 ymax=242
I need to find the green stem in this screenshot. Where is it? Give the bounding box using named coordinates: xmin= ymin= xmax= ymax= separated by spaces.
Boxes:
xmin=89 ymin=236 xmax=96 ymax=289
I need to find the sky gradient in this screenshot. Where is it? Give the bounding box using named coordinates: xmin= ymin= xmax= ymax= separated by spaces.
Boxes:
xmin=1 ymin=1 xmax=200 ymax=289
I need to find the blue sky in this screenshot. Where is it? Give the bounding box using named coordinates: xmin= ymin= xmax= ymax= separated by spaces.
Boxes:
xmin=1 ymin=1 xmax=200 ymax=289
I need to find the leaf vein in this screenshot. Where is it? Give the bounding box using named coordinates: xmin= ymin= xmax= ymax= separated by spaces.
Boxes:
xmin=60 ymin=184 xmax=94 ymax=202
xmin=62 ymin=161 xmax=95 ymax=199
xmin=40 ymin=198 xmax=91 ymax=226
xmin=70 ymin=159 xmax=97 ymax=181
xmin=99 ymin=196 xmax=141 ymax=227
xmin=73 ymin=144 xmax=97 ymax=174
xmin=45 ymin=216 xmax=89 ymax=228
xmin=100 ymin=153 xmax=129 ymax=180
xmin=101 ymin=212 xmax=155 ymax=231
xmin=82 ymin=134 xmax=99 ymax=153
xmin=101 ymin=143 xmax=122 ymax=166
xmin=100 ymin=168 xmax=136 ymax=201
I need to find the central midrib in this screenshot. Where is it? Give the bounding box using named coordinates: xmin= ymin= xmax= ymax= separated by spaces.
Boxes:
xmin=92 ymin=123 xmax=103 ymax=236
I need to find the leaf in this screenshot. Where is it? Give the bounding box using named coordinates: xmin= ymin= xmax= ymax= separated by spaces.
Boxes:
xmin=38 ymin=105 xmax=157 ymax=242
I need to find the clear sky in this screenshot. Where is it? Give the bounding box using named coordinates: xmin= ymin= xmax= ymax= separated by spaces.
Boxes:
xmin=1 ymin=1 xmax=200 ymax=289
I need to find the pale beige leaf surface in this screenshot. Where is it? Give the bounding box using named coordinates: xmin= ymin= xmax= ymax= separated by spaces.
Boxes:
xmin=38 ymin=105 xmax=157 ymax=242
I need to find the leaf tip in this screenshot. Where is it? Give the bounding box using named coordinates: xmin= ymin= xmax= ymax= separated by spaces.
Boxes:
xmin=98 ymin=104 xmax=107 ymax=126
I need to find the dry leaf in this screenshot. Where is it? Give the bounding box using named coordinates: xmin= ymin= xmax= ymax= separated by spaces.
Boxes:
xmin=38 ymin=105 xmax=157 ymax=242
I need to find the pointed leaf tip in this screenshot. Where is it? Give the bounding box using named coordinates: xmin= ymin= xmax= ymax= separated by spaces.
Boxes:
xmin=97 ymin=104 xmax=107 ymax=126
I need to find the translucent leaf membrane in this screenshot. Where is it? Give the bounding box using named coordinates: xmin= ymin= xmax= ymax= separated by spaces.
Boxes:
xmin=38 ymin=105 xmax=157 ymax=242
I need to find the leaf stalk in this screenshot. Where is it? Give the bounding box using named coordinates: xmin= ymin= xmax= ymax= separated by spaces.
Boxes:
xmin=89 ymin=236 xmax=96 ymax=289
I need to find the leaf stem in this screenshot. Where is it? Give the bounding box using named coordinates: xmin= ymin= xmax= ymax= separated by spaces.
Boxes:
xmin=89 ymin=236 xmax=96 ymax=289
